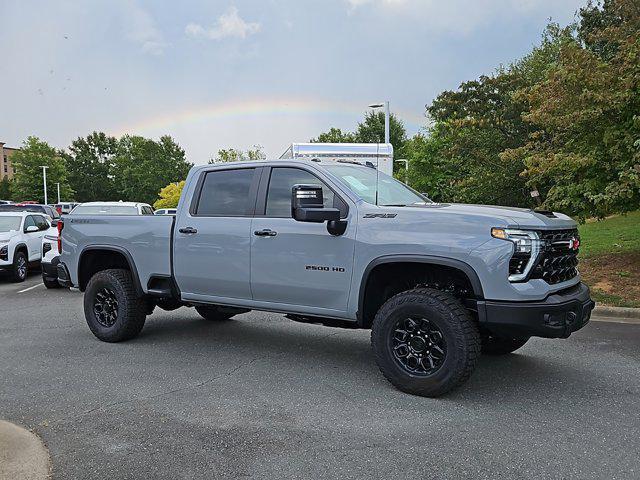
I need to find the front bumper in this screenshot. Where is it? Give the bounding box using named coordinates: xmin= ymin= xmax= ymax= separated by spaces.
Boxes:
xmin=480 ymin=282 xmax=594 ymax=339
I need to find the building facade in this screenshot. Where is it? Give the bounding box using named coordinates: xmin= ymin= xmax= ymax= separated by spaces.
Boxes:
xmin=0 ymin=142 xmax=19 ymax=180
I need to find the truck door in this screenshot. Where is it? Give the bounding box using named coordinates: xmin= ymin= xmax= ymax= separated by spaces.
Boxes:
xmin=173 ymin=167 xmax=260 ymax=302
xmin=250 ymin=167 xmax=355 ymax=315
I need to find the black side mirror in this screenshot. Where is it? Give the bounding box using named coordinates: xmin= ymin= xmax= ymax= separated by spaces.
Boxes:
xmin=50 ymin=219 xmax=59 ymax=228
xmin=291 ymin=184 xmax=340 ymax=223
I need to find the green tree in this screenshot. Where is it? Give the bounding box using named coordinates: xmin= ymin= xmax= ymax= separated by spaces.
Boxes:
xmin=64 ymin=132 xmax=118 ymax=202
xmin=409 ymin=24 xmax=573 ymax=206
xmin=153 ymin=180 xmax=185 ymax=209
xmin=0 ymin=177 xmax=13 ymax=200
xmin=209 ymin=145 xmax=266 ymax=163
xmin=310 ymin=128 xmax=356 ymax=143
xmin=11 ymin=136 xmax=74 ymax=203
xmin=113 ymin=135 xmax=192 ymax=204
xmin=505 ymin=0 xmax=640 ymax=219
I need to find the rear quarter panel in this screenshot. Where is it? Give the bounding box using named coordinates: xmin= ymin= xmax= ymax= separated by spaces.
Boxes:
xmin=61 ymin=215 xmax=173 ymax=291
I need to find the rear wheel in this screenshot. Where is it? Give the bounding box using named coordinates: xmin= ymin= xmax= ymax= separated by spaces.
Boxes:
xmin=11 ymin=251 xmax=28 ymax=282
xmin=84 ymin=269 xmax=146 ymax=342
xmin=481 ymin=335 xmax=529 ymax=355
xmin=195 ymin=305 xmax=248 ymax=321
xmin=371 ymin=288 xmax=480 ymax=397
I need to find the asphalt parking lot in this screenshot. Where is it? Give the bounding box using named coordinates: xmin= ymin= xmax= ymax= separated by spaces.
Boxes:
xmin=1 ymin=273 xmax=639 ymax=480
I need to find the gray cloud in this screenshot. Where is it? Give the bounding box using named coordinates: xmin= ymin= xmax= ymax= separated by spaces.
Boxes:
xmin=186 ymin=6 xmax=261 ymax=41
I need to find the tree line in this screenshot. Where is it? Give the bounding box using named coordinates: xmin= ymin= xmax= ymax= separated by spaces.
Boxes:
xmin=406 ymin=0 xmax=639 ymax=220
xmin=1 ymin=133 xmax=193 ymax=205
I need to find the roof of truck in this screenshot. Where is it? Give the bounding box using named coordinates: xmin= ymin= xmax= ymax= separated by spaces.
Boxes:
xmin=206 ymin=158 xmax=373 ymax=168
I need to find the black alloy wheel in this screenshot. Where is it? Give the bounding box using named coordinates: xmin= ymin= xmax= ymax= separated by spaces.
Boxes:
xmin=391 ymin=316 xmax=447 ymax=376
xmin=93 ymin=287 xmax=119 ymax=327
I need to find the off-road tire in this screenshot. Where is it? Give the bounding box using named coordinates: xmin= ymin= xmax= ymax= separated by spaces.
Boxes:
xmin=371 ymin=288 xmax=481 ymax=397
xmin=11 ymin=251 xmax=28 ymax=282
xmin=42 ymin=274 xmax=60 ymax=289
xmin=195 ymin=305 xmax=244 ymax=321
xmin=84 ymin=269 xmax=146 ymax=342
xmin=481 ymin=335 xmax=529 ymax=355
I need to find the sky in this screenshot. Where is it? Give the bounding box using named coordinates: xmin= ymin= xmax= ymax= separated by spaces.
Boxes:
xmin=0 ymin=0 xmax=586 ymax=164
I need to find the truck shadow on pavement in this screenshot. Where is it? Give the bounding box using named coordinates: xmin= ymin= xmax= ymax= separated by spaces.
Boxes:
xmin=125 ymin=310 xmax=596 ymax=405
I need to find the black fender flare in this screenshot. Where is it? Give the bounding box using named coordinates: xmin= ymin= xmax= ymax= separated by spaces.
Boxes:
xmin=357 ymin=254 xmax=485 ymax=322
xmin=79 ymin=245 xmax=143 ymax=295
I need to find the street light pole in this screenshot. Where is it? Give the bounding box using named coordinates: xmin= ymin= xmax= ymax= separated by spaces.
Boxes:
xmin=368 ymin=100 xmax=390 ymax=144
xmin=56 ymin=182 xmax=61 ymax=203
xmin=395 ymin=159 xmax=409 ymax=184
xmin=40 ymin=166 xmax=49 ymax=205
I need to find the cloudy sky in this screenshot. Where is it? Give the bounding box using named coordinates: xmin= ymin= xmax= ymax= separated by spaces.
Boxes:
xmin=1 ymin=0 xmax=584 ymax=164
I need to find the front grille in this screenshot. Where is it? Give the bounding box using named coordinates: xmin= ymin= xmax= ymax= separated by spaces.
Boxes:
xmin=531 ymin=229 xmax=580 ymax=284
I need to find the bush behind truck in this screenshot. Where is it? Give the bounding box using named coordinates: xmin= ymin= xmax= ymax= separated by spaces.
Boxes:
xmin=57 ymin=159 xmax=594 ymax=397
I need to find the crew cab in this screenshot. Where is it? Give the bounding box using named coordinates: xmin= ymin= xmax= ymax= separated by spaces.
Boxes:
xmin=0 ymin=211 xmax=50 ymax=281
xmin=58 ymin=160 xmax=594 ymax=396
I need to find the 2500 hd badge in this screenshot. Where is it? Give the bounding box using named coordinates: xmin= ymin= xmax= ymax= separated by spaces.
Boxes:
xmin=306 ymin=265 xmax=346 ymax=272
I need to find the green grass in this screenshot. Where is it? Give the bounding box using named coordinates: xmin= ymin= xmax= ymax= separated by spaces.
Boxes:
xmin=578 ymin=210 xmax=640 ymax=258
xmin=590 ymin=291 xmax=640 ymax=309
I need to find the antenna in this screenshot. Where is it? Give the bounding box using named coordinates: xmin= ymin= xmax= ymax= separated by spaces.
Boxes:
xmin=375 ymin=142 xmax=380 ymax=206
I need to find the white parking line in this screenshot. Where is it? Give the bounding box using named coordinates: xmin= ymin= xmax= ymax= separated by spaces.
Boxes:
xmin=18 ymin=283 xmax=43 ymax=294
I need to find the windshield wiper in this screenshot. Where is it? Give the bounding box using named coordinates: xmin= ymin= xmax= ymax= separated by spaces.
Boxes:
xmin=380 ymin=203 xmax=408 ymax=207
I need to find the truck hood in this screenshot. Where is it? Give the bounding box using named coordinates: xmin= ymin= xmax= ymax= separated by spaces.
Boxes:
xmin=403 ymin=203 xmax=577 ymax=229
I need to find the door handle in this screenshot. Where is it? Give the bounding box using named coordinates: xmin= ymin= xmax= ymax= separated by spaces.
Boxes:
xmin=254 ymin=229 xmax=277 ymax=237
xmin=179 ymin=227 xmax=198 ymax=234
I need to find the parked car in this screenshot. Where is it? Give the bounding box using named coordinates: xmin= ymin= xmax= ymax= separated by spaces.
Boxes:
xmin=0 ymin=211 xmax=50 ymax=281
xmin=154 ymin=209 xmax=176 ymax=215
xmin=0 ymin=200 xmax=13 ymax=205
xmin=70 ymin=202 xmax=154 ymax=216
xmin=59 ymin=159 xmax=594 ymax=397
xmin=54 ymin=203 xmax=78 ymax=215
xmin=41 ymin=220 xmax=62 ymax=288
xmin=0 ymin=203 xmax=61 ymax=221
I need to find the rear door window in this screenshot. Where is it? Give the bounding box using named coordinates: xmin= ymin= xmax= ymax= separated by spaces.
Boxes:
xmin=195 ymin=168 xmax=256 ymax=216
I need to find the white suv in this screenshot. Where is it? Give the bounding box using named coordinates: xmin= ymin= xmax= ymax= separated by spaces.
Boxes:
xmin=0 ymin=212 xmax=49 ymax=282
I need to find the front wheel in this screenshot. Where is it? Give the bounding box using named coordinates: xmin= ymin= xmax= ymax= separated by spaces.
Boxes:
xmin=371 ymin=288 xmax=480 ymax=397
xmin=11 ymin=251 xmax=28 ymax=282
xmin=481 ymin=335 xmax=529 ymax=355
xmin=84 ymin=269 xmax=147 ymax=342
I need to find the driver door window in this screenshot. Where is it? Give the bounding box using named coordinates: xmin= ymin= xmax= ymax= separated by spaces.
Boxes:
xmin=23 ymin=216 xmax=36 ymax=232
xmin=265 ymin=168 xmax=347 ymax=218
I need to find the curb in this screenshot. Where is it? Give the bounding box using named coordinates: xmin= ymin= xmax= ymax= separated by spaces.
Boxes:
xmin=0 ymin=420 xmax=50 ymax=480
xmin=593 ymin=305 xmax=640 ymax=320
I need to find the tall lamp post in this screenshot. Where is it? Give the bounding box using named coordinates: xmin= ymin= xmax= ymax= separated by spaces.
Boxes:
xmin=395 ymin=158 xmax=409 ymax=184
xmin=40 ymin=165 xmax=49 ymax=205
xmin=368 ymin=100 xmax=390 ymax=144
xmin=56 ymin=182 xmax=61 ymax=203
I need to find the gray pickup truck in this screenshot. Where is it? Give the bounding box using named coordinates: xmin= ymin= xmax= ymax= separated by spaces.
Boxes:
xmin=58 ymin=159 xmax=594 ymax=396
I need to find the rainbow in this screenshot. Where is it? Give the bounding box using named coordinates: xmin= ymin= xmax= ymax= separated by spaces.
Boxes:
xmin=109 ymin=97 xmax=427 ymax=137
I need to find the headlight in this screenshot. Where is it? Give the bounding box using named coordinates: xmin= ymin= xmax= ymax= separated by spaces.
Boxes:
xmin=491 ymin=228 xmax=541 ymax=282
xmin=0 ymin=245 xmax=7 ymax=261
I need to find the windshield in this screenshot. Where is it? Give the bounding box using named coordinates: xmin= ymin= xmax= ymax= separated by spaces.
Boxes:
xmin=72 ymin=205 xmax=139 ymax=215
xmin=323 ymin=164 xmax=431 ymax=206
xmin=0 ymin=216 xmax=22 ymax=232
